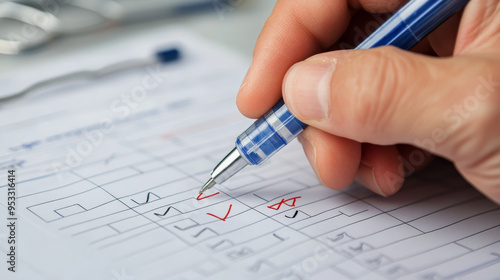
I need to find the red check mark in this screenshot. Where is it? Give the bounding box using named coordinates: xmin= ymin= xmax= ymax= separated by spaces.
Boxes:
xmin=207 ymin=204 xmax=232 ymax=222
xmin=197 ymin=192 xmax=220 ymax=200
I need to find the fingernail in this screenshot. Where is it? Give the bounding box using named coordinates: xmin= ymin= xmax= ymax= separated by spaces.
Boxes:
xmin=239 ymin=75 xmax=248 ymax=92
xmin=298 ymin=134 xmax=324 ymax=185
xmin=284 ymin=59 xmax=337 ymax=121
xmin=356 ymin=161 xmax=387 ymax=197
xmin=239 ymin=66 xmax=252 ymax=92
xmin=239 ymin=81 xmax=247 ymax=91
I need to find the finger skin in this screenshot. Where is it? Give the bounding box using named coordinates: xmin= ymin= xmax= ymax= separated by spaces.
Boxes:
xmin=243 ymin=0 xmax=500 ymax=204
xmin=283 ymin=45 xmax=500 ymax=203
xmin=298 ymin=129 xmax=435 ymax=197
xmin=283 ymin=47 xmax=479 ymax=152
xmin=237 ymin=0 xmax=407 ymax=118
xmin=299 ymin=130 xmax=434 ymax=197
xmin=358 ymin=144 xmax=404 ymax=196
xmin=297 ymin=127 xmax=361 ymax=190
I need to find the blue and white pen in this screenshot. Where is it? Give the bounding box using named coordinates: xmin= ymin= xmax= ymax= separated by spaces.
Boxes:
xmin=200 ymin=0 xmax=470 ymax=193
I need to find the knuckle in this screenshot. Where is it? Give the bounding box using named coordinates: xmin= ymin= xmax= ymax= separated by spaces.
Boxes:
xmin=340 ymin=47 xmax=415 ymax=140
xmin=465 ymin=62 xmax=500 ymax=127
xmin=447 ymin=60 xmax=500 ymax=167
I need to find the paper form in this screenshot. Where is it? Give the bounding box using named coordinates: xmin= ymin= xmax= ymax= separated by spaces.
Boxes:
xmin=1 ymin=27 xmax=499 ymax=280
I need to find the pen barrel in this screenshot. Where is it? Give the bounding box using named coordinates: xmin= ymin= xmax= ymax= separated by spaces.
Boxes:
xmin=233 ymin=0 xmax=470 ymax=167
xmin=357 ymin=0 xmax=469 ymax=50
xmin=236 ymin=99 xmax=307 ymax=165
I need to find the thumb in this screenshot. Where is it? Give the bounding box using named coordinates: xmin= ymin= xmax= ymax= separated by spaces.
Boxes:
xmin=282 ymin=46 xmax=488 ymax=161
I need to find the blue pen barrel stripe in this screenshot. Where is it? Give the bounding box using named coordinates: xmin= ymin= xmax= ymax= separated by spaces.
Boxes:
xmin=236 ymin=100 xmax=307 ymax=165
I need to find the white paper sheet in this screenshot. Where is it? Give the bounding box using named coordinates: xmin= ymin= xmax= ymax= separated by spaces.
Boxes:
xmin=1 ymin=27 xmax=499 ymax=280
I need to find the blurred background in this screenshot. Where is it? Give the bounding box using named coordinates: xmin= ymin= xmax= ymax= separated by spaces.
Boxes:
xmin=0 ymin=0 xmax=277 ymax=72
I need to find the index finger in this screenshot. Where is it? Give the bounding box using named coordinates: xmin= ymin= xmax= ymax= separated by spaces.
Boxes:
xmin=237 ymin=0 xmax=407 ymax=118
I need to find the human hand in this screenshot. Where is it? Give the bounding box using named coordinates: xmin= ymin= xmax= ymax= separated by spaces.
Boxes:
xmin=237 ymin=0 xmax=500 ymax=204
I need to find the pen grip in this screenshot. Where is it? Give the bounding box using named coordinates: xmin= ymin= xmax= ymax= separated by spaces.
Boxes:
xmin=235 ymin=0 xmax=470 ymax=166
xmin=357 ymin=0 xmax=470 ymax=50
xmin=236 ymin=99 xmax=307 ymax=165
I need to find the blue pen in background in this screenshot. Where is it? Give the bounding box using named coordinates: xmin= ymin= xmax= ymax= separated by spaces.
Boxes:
xmin=1 ymin=48 xmax=180 ymax=102
xmin=200 ymin=0 xmax=470 ymax=193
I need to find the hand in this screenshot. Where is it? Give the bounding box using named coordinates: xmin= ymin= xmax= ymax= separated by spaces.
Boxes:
xmin=237 ymin=0 xmax=500 ymax=204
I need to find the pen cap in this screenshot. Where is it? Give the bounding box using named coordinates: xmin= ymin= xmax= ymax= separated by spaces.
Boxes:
xmin=398 ymin=0 xmax=469 ymax=40
xmin=236 ymin=99 xmax=307 ymax=165
xmin=357 ymin=0 xmax=469 ymax=50
xmin=155 ymin=48 xmax=181 ymax=63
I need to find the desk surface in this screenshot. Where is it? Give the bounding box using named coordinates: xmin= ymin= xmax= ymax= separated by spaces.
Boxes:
xmin=0 ymin=0 xmax=276 ymax=72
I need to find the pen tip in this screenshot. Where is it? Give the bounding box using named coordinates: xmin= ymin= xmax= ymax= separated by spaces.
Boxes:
xmin=200 ymin=178 xmax=216 ymax=194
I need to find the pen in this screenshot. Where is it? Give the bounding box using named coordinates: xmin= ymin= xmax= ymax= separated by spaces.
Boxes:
xmin=0 ymin=48 xmax=180 ymax=102
xmin=200 ymin=0 xmax=470 ymax=193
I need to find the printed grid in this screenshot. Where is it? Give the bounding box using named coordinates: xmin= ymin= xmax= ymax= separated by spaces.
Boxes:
xmin=0 ymin=31 xmax=498 ymax=280
xmin=3 ymin=109 xmax=499 ymax=280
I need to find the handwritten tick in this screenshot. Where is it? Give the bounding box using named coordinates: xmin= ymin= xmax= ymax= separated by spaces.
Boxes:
xmin=285 ymin=210 xmax=299 ymax=219
xmin=207 ymin=204 xmax=232 ymax=221
xmin=197 ymin=192 xmax=220 ymax=200
xmin=328 ymin=233 xmax=346 ymax=243
xmin=131 ymin=192 xmax=160 ymax=205
xmin=154 ymin=206 xmax=172 ymax=217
